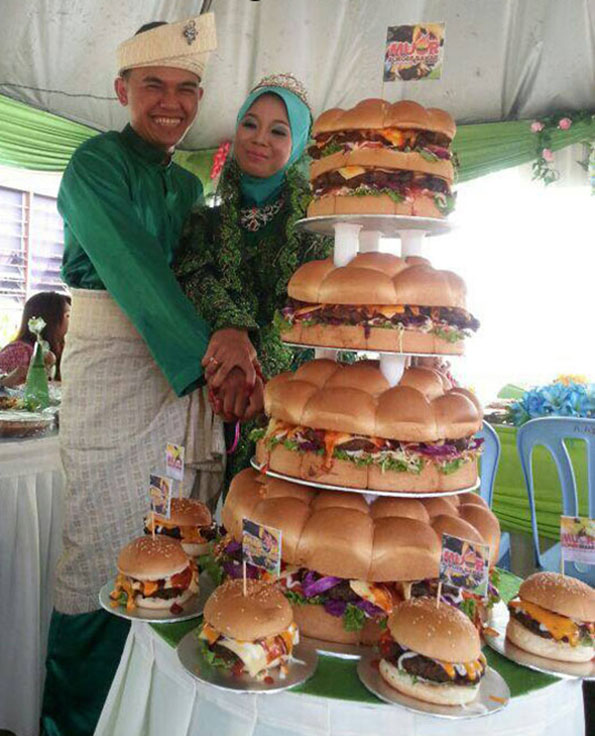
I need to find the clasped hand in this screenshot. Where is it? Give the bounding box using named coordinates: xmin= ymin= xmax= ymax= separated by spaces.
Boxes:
xmin=202 ymin=328 xmax=264 ymax=422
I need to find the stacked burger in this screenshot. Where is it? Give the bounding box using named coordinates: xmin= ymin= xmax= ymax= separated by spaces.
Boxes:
xmin=307 ymin=99 xmax=456 ymax=218
xmin=254 ymin=360 xmax=483 ymax=493
xmin=217 ymin=469 xmax=502 ymax=643
xmin=280 ymin=252 xmax=479 ymax=354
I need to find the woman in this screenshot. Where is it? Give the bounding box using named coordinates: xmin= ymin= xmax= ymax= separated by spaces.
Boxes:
xmin=0 ymin=291 xmax=71 ymax=384
xmin=176 ymin=74 xmax=331 ymax=476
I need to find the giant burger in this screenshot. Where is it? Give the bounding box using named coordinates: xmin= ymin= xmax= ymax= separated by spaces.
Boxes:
xmin=198 ymin=579 xmax=299 ymax=679
xmin=254 ymin=360 xmax=483 ymax=493
xmin=110 ymin=536 xmax=198 ymax=613
xmin=506 ymin=571 xmax=594 ymax=662
xmin=279 ymin=253 xmax=479 ymax=354
xmin=307 ymin=99 xmax=456 ymax=218
xmin=379 ymin=597 xmax=487 ymax=705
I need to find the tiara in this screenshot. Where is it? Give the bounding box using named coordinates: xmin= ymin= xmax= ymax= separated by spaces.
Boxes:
xmin=251 ymin=73 xmax=310 ymax=109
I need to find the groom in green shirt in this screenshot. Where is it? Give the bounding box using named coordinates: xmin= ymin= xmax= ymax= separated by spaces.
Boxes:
xmin=41 ymin=15 xmax=253 ymax=736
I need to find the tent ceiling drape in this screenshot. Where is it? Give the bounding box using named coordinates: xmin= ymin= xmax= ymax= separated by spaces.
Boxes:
xmin=1 ymin=0 xmax=594 ymax=151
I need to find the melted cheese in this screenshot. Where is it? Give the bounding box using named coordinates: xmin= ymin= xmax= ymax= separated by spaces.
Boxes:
xmin=199 ymin=622 xmax=221 ymax=646
xmin=218 ymin=640 xmax=269 ymax=677
xmin=338 ymin=166 xmax=366 ymax=179
xmin=294 ymin=303 xmax=324 ymax=316
xmin=349 ymin=581 xmax=394 ymax=614
xmin=509 ymin=600 xmax=580 ymax=645
xmin=375 ymin=305 xmax=405 ymax=318
xmin=143 ymin=581 xmax=158 ymax=596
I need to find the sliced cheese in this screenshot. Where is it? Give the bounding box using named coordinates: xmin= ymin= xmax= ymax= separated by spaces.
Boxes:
xmin=375 ymin=305 xmax=405 ymax=318
xmin=509 ymin=600 xmax=580 ymax=645
xmin=338 ymin=166 xmax=366 ymax=180
xmin=199 ymin=622 xmax=221 ymax=646
xmin=218 ymin=639 xmax=269 ymax=677
xmin=349 ymin=581 xmax=394 ymax=614
xmin=294 ymin=303 xmax=324 ymax=316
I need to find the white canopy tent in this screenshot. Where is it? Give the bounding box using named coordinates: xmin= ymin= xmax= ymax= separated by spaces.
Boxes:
xmin=1 ymin=0 xmax=595 ymax=149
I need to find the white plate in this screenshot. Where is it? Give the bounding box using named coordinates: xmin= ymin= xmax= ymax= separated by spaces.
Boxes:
xmin=485 ymin=601 xmax=595 ymax=680
xmin=294 ymin=215 xmax=451 ymax=237
xmin=177 ymin=630 xmax=318 ymax=693
xmin=250 ymin=458 xmax=480 ymax=498
xmin=99 ymin=572 xmax=215 ymax=624
xmin=300 ymin=635 xmax=370 ymax=660
xmin=358 ymin=652 xmax=510 ymax=719
xmin=282 ymin=341 xmax=463 ymax=359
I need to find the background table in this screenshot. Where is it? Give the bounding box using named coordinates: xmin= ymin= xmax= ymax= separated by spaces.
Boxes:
xmin=0 ymin=432 xmax=64 ymax=736
xmin=492 ymin=425 xmax=590 ymax=539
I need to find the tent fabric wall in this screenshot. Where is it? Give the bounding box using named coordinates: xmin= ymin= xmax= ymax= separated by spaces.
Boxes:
xmin=1 ymin=0 xmax=595 ymax=152
xmin=2 ymin=93 xmax=594 ymax=190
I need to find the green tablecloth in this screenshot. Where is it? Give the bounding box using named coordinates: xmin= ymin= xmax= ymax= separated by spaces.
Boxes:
xmin=151 ymin=570 xmax=558 ymax=704
xmin=492 ymin=425 xmax=590 ymax=540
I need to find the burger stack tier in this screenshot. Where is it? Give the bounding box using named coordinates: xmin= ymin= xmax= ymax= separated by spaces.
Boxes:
xmin=307 ymin=99 xmax=456 ymax=219
xmin=280 ymin=252 xmax=478 ymax=355
xmin=255 ymin=360 xmax=483 ymax=493
xmin=221 ymin=469 xmax=501 ymax=645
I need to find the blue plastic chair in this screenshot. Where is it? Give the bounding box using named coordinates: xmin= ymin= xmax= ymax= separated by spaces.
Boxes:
xmin=476 ymin=421 xmax=511 ymax=569
xmin=517 ymin=416 xmax=595 ymax=585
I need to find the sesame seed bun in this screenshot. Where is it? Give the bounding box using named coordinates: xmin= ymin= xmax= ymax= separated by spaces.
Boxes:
xmin=203 ymin=579 xmax=293 ymax=641
xmin=518 ymin=572 xmax=595 ymax=622
xmin=117 ymin=536 xmax=190 ymax=581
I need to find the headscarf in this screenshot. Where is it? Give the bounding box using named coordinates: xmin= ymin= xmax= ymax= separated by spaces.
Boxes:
xmin=234 ymin=85 xmax=312 ymax=207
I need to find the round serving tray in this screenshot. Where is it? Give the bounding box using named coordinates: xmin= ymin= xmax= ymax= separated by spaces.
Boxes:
xmin=250 ymin=458 xmax=480 ymax=498
xmin=282 ymin=341 xmax=462 ymax=359
xmin=300 ymin=635 xmax=369 ymax=660
xmin=99 ymin=571 xmax=215 ymax=624
xmin=294 ymin=215 xmax=451 ymax=237
xmin=357 ymin=652 xmax=510 ymax=719
xmin=485 ymin=600 xmax=595 ymax=680
xmin=177 ymin=630 xmax=318 ymax=694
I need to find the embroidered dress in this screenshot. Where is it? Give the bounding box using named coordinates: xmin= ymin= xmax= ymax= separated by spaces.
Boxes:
xmin=175 ymin=161 xmax=331 ymax=477
xmin=0 ymin=340 xmax=33 ymax=373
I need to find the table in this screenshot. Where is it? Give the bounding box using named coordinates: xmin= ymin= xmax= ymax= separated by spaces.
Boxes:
xmin=95 ymin=623 xmax=584 ymax=736
xmin=492 ymin=425 xmax=590 ymax=539
xmin=0 ymin=432 xmax=64 ymax=736
xmin=96 ymin=570 xmax=585 ymax=736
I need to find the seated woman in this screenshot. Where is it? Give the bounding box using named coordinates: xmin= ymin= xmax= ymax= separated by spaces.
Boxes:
xmin=0 ymin=291 xmax=72 ymax=386
xmin=176 ymin=74 xmax=330 ymax=475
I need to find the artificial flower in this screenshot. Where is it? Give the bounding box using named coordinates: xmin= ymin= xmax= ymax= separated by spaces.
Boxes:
xmin=530 ymin=121 xmax=545 ymax=133
xmin=542 ymin=148 xmax=554 ymax=162
xmin=557 ymin=117 xmax=572 ymax=130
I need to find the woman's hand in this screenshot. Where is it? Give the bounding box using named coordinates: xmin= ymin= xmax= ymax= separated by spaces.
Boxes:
xmin=202 ymin=329 xmax=257 ymax=390
xmin=209 ymin=368 xmax=264 ymax=423
xmin=0 ymin=365 xmax=28 ymax=388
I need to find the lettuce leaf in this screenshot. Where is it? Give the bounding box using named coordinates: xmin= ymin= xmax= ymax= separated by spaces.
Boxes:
xmin=198 ymin=552 xmax=223 ymax=586
xmin=197 ymin=637 xmax=233 ymax=670
xmin=321 ymin=140 xmax=343 ymax=157
xmin=248 ymin=427 xmax=266 ymax=442
xmin=343 ymin=603 xmax=366 ymax=632
xmin=439 ymin=458 xmax=468 ymax=475
xmin=419 ymin=148 xmax=439 ymax=162
xmin=433 ymin=193 xmax=456 ymax=215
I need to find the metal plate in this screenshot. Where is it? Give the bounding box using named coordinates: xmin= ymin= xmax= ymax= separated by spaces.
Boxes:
xmin=250 ymin=458 xmax=480 ymax=498
xmin=282 ymin=342 xmax=463 ymax=359
xmin=294 ymin=215 xmax=451 ymax=237
xmin=300 ymin=635 xmax=370 ymax=660
xmin=357 ymin=653 xmax=510 ymax=719
xmin=177 ymin=631 xmax=318 ymax=694
xmin=98 ymin=572 xmax=215 ymax=624
xmin=485 ymin=601 xmax=595 ymax=680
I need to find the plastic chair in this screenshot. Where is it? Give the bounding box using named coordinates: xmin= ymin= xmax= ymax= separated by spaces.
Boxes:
xmin=517 ymin=416 xmax=595 ymax=585
xmin=476 ymin=421 xmax=511 ymax=569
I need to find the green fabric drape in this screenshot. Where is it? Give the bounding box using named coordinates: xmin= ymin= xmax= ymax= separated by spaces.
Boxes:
xmin=2 ymin=93 xmax=594 ymax=184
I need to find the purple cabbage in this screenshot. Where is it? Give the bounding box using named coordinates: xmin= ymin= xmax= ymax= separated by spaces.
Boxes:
xmin=323 ymin=599 xmax=347 ymax=617
xmin=302 ymin=573 xmax=343 ymax=598
xmin=354 ymin=598 xmax=385 ymax=618
xmin=225 ymin=540 xmax=242 ymax=555
xmin=223 ymin=560 xmax=260 ymax=580
xmin=297 ymin=441 xmax=322 ymax=452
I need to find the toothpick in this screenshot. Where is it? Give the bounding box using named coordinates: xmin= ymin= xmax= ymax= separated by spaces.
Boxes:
xmin=560 ymin=548 xmax=565 ymax=576
xmin=151 ymin=510 xmax=156 ymax=541
xmin=436 ymin=581 xmax=442 ymax=609
xmin=179 ymin=479 xmax=182 ymax=500
xmin=243 ymin=560 xmax=247 ymax=597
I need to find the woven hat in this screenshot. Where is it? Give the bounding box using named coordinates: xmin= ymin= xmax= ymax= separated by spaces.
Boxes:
xmin=117 ymin=14 xmax=217 ymax=79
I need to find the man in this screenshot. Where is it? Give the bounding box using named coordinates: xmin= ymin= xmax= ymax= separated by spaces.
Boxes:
xmin=41 ymin=16 xmax=255 ymax=735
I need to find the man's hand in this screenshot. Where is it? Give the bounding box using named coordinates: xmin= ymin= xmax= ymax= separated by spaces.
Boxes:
xmin=202 ymin=329 xmax=257 ymax=390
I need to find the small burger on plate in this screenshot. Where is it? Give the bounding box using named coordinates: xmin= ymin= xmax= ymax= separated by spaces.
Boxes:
xmin=379 ymin=597 xmax=487 ymax=705
xmin=198 ymin=579 xmax=299 ymax=679
xmin=144 ymin=497 xmax=215 ymax=557
xmin=110 ymin=536 xmax=199 ymax=613
xmin=507 ymin=571 xmax=595 ymax=663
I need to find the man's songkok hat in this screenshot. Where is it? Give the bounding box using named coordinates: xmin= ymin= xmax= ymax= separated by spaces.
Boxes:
xmin=117 ymin=14 xmax=217 ymax=79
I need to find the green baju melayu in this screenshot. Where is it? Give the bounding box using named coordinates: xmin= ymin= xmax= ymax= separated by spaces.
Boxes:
xmin=175 ymin=160 xmax=331 ymax=478
xmin=42 ymin=125 xmax=219 ymax=736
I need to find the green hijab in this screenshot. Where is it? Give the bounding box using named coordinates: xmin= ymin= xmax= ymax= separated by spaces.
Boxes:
xmin=235 ymin=85 xmax=312 ymax=207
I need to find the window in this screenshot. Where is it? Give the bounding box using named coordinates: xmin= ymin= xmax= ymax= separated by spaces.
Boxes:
xmin=0 ymin=184 xmax=67 ymax=345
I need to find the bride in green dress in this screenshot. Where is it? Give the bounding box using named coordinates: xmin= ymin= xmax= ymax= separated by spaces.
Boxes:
xmin=175 ymin=74 xmax=330 ymax=476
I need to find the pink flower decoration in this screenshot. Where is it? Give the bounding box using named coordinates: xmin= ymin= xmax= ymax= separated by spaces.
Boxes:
xmin=530 ymin=121 xmax=545 ymax=133
xmin=210 ymin=141 xmax=232 ymax=180
xmin=558 ymin=117 xmax=572 ymax=130
xmin=542 ymin=148 xmax=554 ymax=163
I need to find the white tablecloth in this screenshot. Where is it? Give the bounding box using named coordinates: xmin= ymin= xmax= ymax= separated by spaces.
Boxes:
xmin=96 ymin=622 xmax=585 ymax=736
xmin=0 ymin=433 xmax=64 ymax=736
